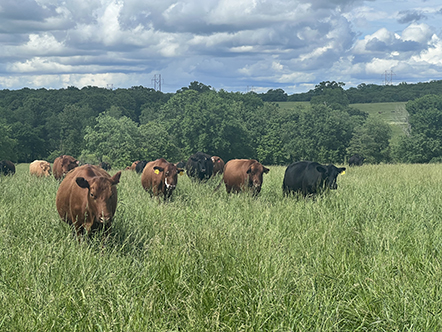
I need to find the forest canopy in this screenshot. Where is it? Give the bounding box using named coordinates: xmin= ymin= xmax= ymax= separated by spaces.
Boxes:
xmin=1 ymin=81 xmax=442 ymax=167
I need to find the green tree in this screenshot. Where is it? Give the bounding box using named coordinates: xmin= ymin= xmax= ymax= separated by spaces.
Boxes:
xmin=310 ymin=81 xmax=349 ymax=109
xmin=347 ymin=117 xmax=392 ymax=164
xmin=393 ymin=95 xmax=442 ymax=163
xmin=160 ymin=90 xmax=252 ymax=160
xmin=281 ymin=104 xmax=354 ymax=163
xmin=138 ymin=121 xmax=180 ymax=161
xmin=0 ymin=120 xmax=17 ymax=161
xmin=83 ymin=113 xmax=141 ymax=168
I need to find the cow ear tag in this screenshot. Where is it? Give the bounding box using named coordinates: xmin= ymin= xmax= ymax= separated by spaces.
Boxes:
xmin=154 ymin=169 xmax=160 ymax=174
xmin=341 ymin=170 xmax=346 ymax=175
xmin=179 ymin=171 xmax=184 ymax=176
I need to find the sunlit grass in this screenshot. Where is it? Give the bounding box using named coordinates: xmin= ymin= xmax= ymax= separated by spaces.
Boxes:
xmin=1 ymin=163 xmax=442 ymax=331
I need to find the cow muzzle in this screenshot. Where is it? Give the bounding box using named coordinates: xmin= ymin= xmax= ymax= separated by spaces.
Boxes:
xmin=165 ymin=178 xmax=176 ymax=190
xmin=99 ymin=215 xmax=112 ymax=224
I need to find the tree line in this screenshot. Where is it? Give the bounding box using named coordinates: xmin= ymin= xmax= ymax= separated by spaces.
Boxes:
xmin=0 ymin=81 xmax=441 ymax=167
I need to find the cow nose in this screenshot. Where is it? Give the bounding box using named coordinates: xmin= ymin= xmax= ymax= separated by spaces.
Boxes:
xmin=99 ymin=214 xmax=112 ymax=224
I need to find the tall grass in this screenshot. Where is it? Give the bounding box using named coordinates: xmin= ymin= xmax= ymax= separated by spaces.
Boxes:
xmin=1 ymin=163 xmax=442 ymax=331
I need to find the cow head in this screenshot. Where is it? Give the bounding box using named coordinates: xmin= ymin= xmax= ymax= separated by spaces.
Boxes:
xmin=75 ymin=171 xmax=121 ymax=224
xmin=191 ymin=154 xmax=213 ymax=179
xmin=41 ymin=162 xmax=52 ymax=177
xmin=246 ymin=162 xmax=270 ymax=195
xmin=153 ymin=164 xmax=184 ymax=198
xmin=62 ymin=156 xmax=79 ymax=175
xmin=317 ymin=164 xmax=346 ymax=190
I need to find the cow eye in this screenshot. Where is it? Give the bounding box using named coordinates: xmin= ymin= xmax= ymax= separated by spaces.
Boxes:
xmin=90 ymin=193 xmax=95 ymax=198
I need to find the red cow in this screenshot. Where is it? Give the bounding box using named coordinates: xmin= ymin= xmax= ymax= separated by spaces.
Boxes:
xmin=56 ymin=165 xmax=121 ymax=240
xmin=217 ymin=159 xmax=269 ymax=196
xmin=126 ymin=160 xmax=140 ymax=170
xmin=141 ymin=158 xmax=184 ymax=201
xmin=53 ymin=155 xmax=79 ymax=180
xmin=211 ymin=156 xmax=225 ymax=175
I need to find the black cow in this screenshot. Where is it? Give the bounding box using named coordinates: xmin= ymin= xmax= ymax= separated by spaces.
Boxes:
xmin=99 ymin=161 xmax=111 ymax=171
xmin=135 ymin=160 xmax=148 ymax=174
xmin=0 ymin=160 xmax=15 ymax=176
xmin=175 ymin=160 xmax=186 ymax=169
xmin=186 ymin=152 xmax=213 ymax=181
xmin=282 ymin=161 xmax=346 ymax=197
xmin=348 ymin=154 xmax=364 ymax=166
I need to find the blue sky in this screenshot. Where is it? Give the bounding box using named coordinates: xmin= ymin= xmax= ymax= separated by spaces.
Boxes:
xmin=0 ymin=0 xmax=441 ymax=94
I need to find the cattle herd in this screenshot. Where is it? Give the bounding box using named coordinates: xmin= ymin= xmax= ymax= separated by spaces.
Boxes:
xmin=0 ymin=152 xmax=364 ymax=241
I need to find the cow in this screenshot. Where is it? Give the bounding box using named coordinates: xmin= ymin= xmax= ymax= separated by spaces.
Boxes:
xmin=282 ymin=161 xmax=346 ymax=197
xmin=211 ymin=156 xmax=225 ymax=176
xmin=0 ymin=160 xmax=15 ymax=176
xmin=135 ymin=160 xmax=148 ymax=174
xmin=125 ymin=161 xmax=140 ymax=170
xmin=175 ymin=160 xmax=186 ymax=169
xmin=141 ymin=158 xmax=184 ymax=201
xmin=216 ymin=159 xmax=269 ymax=196
xmin=30 ymin=160 xmax=52 ymax=177
xmin=56 ymin=164 xmax=121 ymax=240
xmin=99 ymin=161 xmax=111 ymax=171
xmin=348 ymin=154 xmax=364 ymax=166
xmin=186 ymin=152 xmax=213 ymax=181
xmin=53 ymin=155 xmax=79 ymax=180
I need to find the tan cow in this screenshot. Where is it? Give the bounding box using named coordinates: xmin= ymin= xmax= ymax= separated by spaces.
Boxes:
xmin=141 ymin=158 xmax=184 ymax=201
xmin=29 ymin=160 xmax=52 ymax=177
xmin=211 ymin=156 xmax=225 ymax=175
xmin=56 ymin=165 xmax=121 ymax=240
xmin=216 ymin=159 xmax=269 ymax=196
xmin=125 ymin=160 xmax=140 ymax=170
xmin=53 ymin=155 xmax=79 ymax=180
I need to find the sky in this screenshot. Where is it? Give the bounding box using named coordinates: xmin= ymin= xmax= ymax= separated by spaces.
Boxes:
xmin=1 ymin=0 xmax=442 ymax=94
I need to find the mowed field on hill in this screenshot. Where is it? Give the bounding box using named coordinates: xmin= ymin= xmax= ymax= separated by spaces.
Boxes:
xmin=1 ymin=162 xmax=442 ymax=331
xmin=278 ymin=101 xmax=409 ymax=144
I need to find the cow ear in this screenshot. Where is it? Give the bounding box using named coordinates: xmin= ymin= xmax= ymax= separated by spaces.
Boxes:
xmin=76 ymin=177 xmax=90 ymax=189
xmin=246 ymin=167 xmax=252 ymax=174
xmin=154 ymin=166 xmax=164 ymax=174
xmin=263 ymin=167 xmax=270 ymax=174
xmin=316 ymin=165 xmax=327 ymax=173
xmin=111 ymin=171 xmax=121 ymax=185
xmin=339 ymin=167 xmax=346 ymax=174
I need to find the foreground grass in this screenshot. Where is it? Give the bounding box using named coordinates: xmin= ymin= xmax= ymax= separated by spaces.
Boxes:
xmin=1 ymin=163 xmax=442 ymax=331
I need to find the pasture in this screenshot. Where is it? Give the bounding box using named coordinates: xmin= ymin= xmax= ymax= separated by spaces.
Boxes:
xmin=1 ymin=163 xmax=442 ymax=331
xmin=278 ymin=101 xmax=409 ymax=145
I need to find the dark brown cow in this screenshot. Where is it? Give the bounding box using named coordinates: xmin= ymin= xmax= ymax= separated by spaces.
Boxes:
xmin=53 ymin=155 xmax=79 ymax=180
xmin=217 ymin=159 xmax=269 ymax=196
xmin=141 ymin=158 xmax=184 ymax=201
xmin=211 ymin=156 xmax=225 ymax=175
xmin=56 ymin=164 xmax=121 ymax=240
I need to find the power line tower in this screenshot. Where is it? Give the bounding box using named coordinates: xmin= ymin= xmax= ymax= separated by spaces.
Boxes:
xmin=383 ymin=70 xmax=395 ymax=85
xmin=151 ymin=74 xmax=163 ymax=91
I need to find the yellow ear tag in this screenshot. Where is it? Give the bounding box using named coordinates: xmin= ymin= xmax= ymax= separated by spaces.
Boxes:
xmin=341 ymin=171 xmax=346 ymax=175
xmin=154 ymin=169 xmax=160 ymax=174
xmin=179 ymin=171 xmax=184 ymax=176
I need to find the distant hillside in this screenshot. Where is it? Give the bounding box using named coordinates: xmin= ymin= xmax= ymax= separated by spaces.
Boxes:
xmin=276 ymin=101 xmax=408 ymax=144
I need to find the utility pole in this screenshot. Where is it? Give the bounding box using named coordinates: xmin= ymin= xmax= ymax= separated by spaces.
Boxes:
xmin=152 ymin=74 xmax=163 ymax=91
xmin=384 ymin=70 xmax=395 ymax=85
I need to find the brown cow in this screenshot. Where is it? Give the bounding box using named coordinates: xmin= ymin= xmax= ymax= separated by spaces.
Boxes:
xmin=53 ymin=155 xmax=79 ymax=180
xmin=141 ymin=158 xmax=184 ymax=201
xmin=56 ymin=164 xmax=121 ymax=240
xmin=211 ymin=156 xmax=225 ymax=175
xmin=29 ymin=160 xmax=52 ymax=177
xmin=126 ymin=160 xmax=140 ymax=170
xmin=216 ymin=159 xmax=269 ymax=196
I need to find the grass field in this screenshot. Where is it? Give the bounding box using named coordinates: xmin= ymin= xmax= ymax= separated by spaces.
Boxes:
xmin=277 ymin=101 xmax=409 ymax=145
xmin=2 ymin=162 xmax=442 ymax=331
